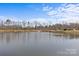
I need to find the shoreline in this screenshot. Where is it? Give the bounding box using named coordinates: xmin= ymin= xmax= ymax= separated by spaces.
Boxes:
xmin=0 ymin=29 xmax=77 ymax=32
xmin=0 ymin=29 xmax=79 ymax=35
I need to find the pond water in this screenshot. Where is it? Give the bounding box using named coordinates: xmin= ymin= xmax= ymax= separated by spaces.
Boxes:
xmin=0 ymin=32 xmax=79 ymax=56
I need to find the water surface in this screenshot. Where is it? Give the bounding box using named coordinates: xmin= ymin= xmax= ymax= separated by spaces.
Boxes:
xmin=0 ymin=32 xmax=79 ymax=56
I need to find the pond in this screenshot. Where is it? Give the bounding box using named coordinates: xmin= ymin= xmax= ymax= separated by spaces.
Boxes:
xmin=0 ymin=32 xmax=79 ymax=56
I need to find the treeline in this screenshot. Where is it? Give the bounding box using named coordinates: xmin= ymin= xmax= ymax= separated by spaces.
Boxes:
xmin=0 ymin=19 xmax=79 ymax=30
xmin=35 ymin=23 xmax=79 ymax=30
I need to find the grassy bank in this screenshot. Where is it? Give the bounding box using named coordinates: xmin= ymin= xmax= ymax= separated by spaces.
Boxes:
xmin=0 ymin=29 xmax=79 ymax=35
xmin=0 ymin=29 xmax=41 ymax=32
xmin=50 ymin=30 xmax=79 ymax=35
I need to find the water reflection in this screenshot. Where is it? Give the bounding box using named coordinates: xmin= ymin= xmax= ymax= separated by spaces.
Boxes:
xmin=53 ymin=33 xmax=79 ymax=40
xmin=27 ymin=32 xmax=30 ymax=40
xmin=0 ymin=32 xmax=79 ymax=55
xmin=0 ymin=32 xmax=43 ymax=44
xmin=0 ymin=32 xmax=79 ymax=44
xmin=5 ymin=33 xmax=11 ymax=43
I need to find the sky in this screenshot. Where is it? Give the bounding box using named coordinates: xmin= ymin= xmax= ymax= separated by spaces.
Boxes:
xmin=0 ymin=3 xmax=79 ymax=24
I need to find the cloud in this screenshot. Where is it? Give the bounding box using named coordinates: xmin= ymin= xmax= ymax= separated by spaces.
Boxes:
xmin=42 ymin=5 xmax=52 ymax=11
xmin=43 ymin=3 xmax=79 ymax=23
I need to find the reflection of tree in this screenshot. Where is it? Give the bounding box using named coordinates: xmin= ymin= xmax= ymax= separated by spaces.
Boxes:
xmin=48 ymin=32 xmax=51 ymax=40
xmin=18 ymin=32 xmax=20 ymax=40
xmin=5 ymin=33 xmax=11 ymax=43
xmin=0 ymin=32 xmax=4 ymax=42
xmin=27 ymin=32 xmax=30 ymax=40
xmin=53 ymin=33 xmax=79 ymax=40
xmin=67 ymin=34 xmax=79 ymax=39
xmin=34 ymin=32 xmax=37 ymax=40
xmin=22 ymin=32 xmax=26 ymax=43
